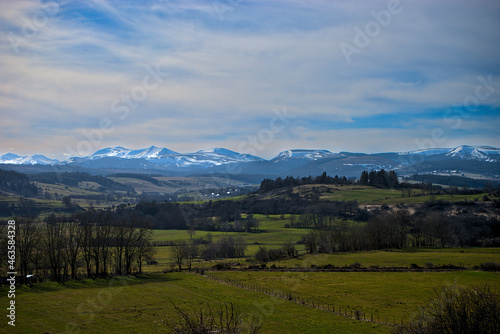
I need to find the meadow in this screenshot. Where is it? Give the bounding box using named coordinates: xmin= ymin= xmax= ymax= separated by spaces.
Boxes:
xmin=2 ymin=273 xmax=389 ymax=334
xmin=209 ymin=271 xmax=500 ymax=324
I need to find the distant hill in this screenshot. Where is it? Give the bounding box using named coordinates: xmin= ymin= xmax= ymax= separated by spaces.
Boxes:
xmin=0 ymin=169 xmax=39 ymax=196
xmin=407 ymin=174 xmax=500 ymax=189
xmin=29 ymin=172 xmax=134 ymax=192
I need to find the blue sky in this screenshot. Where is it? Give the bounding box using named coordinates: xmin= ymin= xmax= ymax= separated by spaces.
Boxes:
xmin=1 ymin=0 xmax=499 ymax=160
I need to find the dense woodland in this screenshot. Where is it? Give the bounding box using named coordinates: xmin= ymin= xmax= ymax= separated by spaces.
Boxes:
xmin=259 ymin=172 xmax=353 ymax=192
xmin=0 ymin=169 xmax=39 ymax=197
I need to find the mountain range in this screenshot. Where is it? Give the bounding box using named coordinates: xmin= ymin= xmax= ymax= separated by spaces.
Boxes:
xmin=1 ymin=145 xmax=499 ymax=182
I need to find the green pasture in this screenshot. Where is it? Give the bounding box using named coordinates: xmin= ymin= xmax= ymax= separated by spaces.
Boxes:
xmin=211 ymin=271 xmax=500 ymax=324
xmin=2 ymin=273 xmax=389 ymax=333
xmin=267 ymin=248 xmax=500 ymax=269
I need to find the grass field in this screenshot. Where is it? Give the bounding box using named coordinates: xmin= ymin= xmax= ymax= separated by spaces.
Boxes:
xmin=266 ymin=248 xmax=500 ymax=269
xmin=2 ymin=273 xmax=390 ymax=333
xmin=210 ymin=271 xmax=500 ymax=324
xmin=291 ymin=184 xmax=491 ymax=204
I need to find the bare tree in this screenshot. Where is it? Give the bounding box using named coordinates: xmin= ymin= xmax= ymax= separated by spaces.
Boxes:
xmin=64 ymin=221 xmax=81 ymax=280
xmin=44 ymin=219 xmax=66 ymax=282
xmin=171 ymin=241 xmax=187 ymax=270
xmin=16 ymin=217 xmax=42 ymax=284
xmin=186 ymin=241 xmax=198 ymax=270
xmin=78 ymin=211 xmax=96 ymax=278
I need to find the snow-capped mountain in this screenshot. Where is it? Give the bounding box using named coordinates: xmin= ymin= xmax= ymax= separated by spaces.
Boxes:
xmin=446 ymin=145 xmax=499 ymax=161
xmin=271 ymin=149 xmax=338 ymax=162
xmin=65 ymin=146 xmax=265 ymax=169
xmin=1 ymin=145 xmax=498 ymax=179
xmin=90 ymin=146 xmax=178 ymax=160
xmin=195 ymin=148 xmax=264 ymax=162
xmin=399 ymin=145 xmax=499 ymax=160
xmin=0 ymin=153 xmax=60 ymax=165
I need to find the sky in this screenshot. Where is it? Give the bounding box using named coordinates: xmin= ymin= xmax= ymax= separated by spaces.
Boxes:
xmin=0 ymin=0 xmax=499 ymax=161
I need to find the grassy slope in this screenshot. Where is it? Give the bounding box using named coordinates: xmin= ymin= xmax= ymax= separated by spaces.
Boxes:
xmin=4 ymin=273 xmax=389 ymax=334
xmin=289 ymin=184 xmax=491 ymax=204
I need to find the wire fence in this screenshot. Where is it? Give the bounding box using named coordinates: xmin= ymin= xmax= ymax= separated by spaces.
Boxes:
xmin=201 ymin=271 xmax=404 ymax=327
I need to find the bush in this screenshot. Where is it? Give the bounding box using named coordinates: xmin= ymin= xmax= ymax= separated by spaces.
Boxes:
xmin=163 ymin=301 xmax=261 ymax=334
xmin=393 ymin=285 xmax=500 ymax=334
xmin=348 ymin=262 xmax=363 ymax=269
xmin=212 ymin=262 xmax=231 ymax=270
xmin=480 ymin=262 xmax=500 ymax=272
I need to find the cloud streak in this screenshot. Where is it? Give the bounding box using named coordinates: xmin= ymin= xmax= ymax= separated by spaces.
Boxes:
xmin=0 ymin=0 xmax=499 ymax=159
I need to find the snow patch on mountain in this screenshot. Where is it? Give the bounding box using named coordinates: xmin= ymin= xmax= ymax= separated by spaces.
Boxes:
xmin=90 ymin=146 xmax=178 ymax=160
xmin=446 ymin=145 xmax=498 ymax=161
xmin=0 ymin=153 xmax=60 ymax=165
xmin=272 ymin=149 xmax=337 ymax=162
xmin=399 ymin=148 xmax=450 ymax=156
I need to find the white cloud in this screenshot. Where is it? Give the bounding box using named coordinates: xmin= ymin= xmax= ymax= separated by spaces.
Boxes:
xmin=0 ymin=0 xmax=499 ymax=158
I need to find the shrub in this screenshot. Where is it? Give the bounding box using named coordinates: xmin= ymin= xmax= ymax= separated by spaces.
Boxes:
xmin=348 ymin=262 xmax=363 ymax=269
xmin=480 ymin=262 xmax=500 ymax=272
xmin=393 ymin=285 xmax=500 ymax=334
xmin=163 ymin=301 xmax=262 ymax=334
xmin=424 ymin=262 xmax=435 ymax=269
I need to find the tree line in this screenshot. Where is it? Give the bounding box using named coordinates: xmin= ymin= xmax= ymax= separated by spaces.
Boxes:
xmin=170 ymin=234 xmax=247 ymax=270
xmin=302 ymin=201 xmax=500 ymax=254
xmin=359 ymin=169 xmax=399 ymax=188
xmin=0 ymin=208 xmax=154 ymax=283
xmin=259 ymin=172 xmax=353 ymax=193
